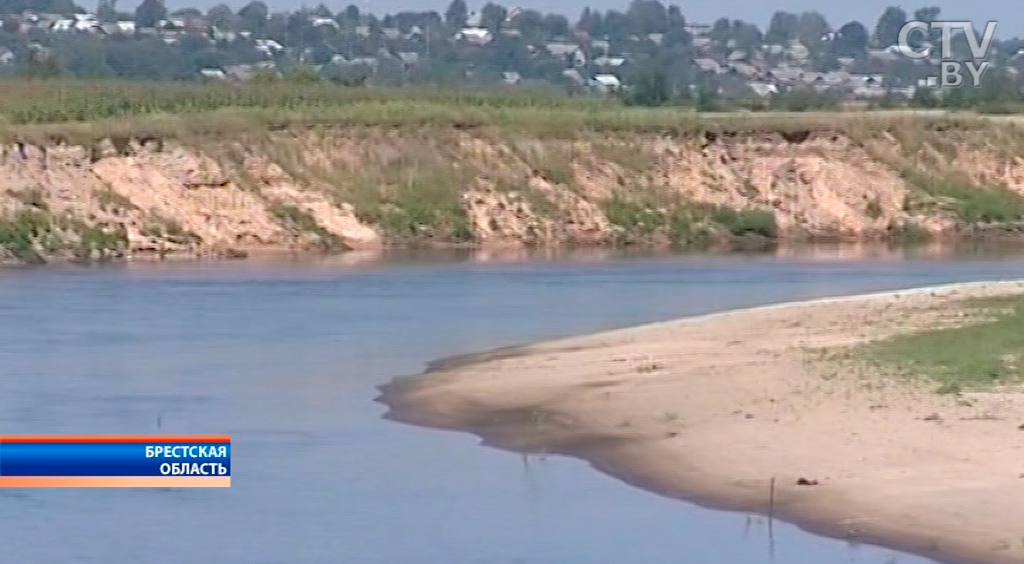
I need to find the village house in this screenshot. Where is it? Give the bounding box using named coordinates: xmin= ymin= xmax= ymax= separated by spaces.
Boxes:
xmin=311 ymin=17 xmax=338 ymax=29
xmin=0 ymin=48 xmax=15 ymax=68
xmin=591 ymin=73 xmax=621 ymax=94
xmin=456 ymin=27 xmax=492 ymax=45
xmin=592 ymin=56 xmax=626 ymax=68
xmin=545 ymin=42 xmax=586 ymax=67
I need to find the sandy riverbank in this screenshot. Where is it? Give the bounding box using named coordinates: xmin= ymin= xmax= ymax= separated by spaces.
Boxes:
xmin=382 ymin=280 xmax=1024 ymax=564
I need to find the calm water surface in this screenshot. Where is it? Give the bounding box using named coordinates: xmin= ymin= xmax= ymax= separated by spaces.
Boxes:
xmin=2 ymin=249 xmax=1023 ymax=564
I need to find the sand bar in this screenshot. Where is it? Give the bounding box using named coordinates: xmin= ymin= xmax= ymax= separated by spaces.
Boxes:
xmin=382 ymin=280 xmax=1024 ymax=564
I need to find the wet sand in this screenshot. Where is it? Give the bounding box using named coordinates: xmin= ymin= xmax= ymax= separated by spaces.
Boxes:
xmin=382 ymin=280 xmax=1024 ymax=564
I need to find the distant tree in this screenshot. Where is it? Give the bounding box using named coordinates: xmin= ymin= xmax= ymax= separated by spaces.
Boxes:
xmin=55 ymin=35 xmax=112 ymax=77
xmin=238 ymin=0 xmax=268 ymax=33
xmin=285 ymin=8 xmax=317 ymax=45
xmin=814 ymin=51 xmax=841 ymax=72
xmin=170 ymin=7 xmax=201 ymax=18
xmin=576 ymin=7 xmax=598 ymax=34
xmin=913 ymin=6 xmax=940 ymax=24
xmin=542 ymin=13 xmax=569 ymax=37
xmin=626 ymin=62 xmax=670 ymax=105
xmin=324 ymin=60 xmax=371 ymax=85
xmin=731 ymin=20 xmax=762 ymax=52
xmin=96 ymin=0 xmax=118 ymax=22
xmin=189 ymin=45 xmax=227 ymax=69
xmin=774 ymin=84 xmax=840 ymax=111
xmin=444 ymin=0 xmax=466 ymax=29
xmin=765 ymin=11 xmax=797 ymax=44
xmin=666 ymin=5 xmax=684 ymax=29
xmin=206 ymin=3 xmax=234 ymax=29
xmin=479 ymin=2 xmax=506 ymax=32
xmin=603 ymin=10 xmax=629 ymax=40
xmin=513 ymin=9 xmax=544 ymax=39
xmin=626 ymin=0 xmax=667 ymax=35
xmin=694 ymin=74 xmax=720 ymax=111
xmin=312 ymin=3 xmax=331 ymax=18
xmin=873 ymin=6 xmax=906 ymax=48
xmin=343 ymin=4 xmax=359 ymax=22
xmin=133 ymin=0 xmax=166 ymax=29
xmin=834 ymin=21 xmax=868 ymax=57
xmin=971 ymin=68 xmax=1020 ymax=102
xmin=796 ymin=11 xmax=829 ymax=53
xmin=710 ymin=17 xmax=730 ymax=43
xmin=22 ymin=50 xmax=64 ymax=78
xmin=2 ymin=0 xmax=79 ymax=15
xmin=913 ymin=6 xmax=941 ymax=44
xmin=663 ymin=6 xmax=690 ymax=48
xmin=911 ymin=85 xmax=938 ymax=107
xmin=105 ymin=36 xmax=189 ymax=78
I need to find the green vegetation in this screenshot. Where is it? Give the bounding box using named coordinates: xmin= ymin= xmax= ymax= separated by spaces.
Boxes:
xmin=601 ymin=198 xmax=666 ymax=237
xmin=0 ymin=209 xmax=127 ymax=262
xmin=865 ymin=198 xmax=883 ymax=220
xmin=281 ymin=139 xmax=474 ymax=244
xmin=2 ymin=81 xmax=1022 ymax=257
xmin=361 ymin=169 xmax=474 ymax=244
xmin=511 ymin=141 xmax=575 ymax=186
xmin=93 ymin=188 xmax=138 ymax=214
xmin=902 ymin=169 xmax=1024 ymax=224
xmin=0 ymin=209 xmax=51 ymax=262
xmin=590 ymin=140 xmax=660 ymax=173
xmin=601 ymin=195 xmax=776 ymax=245
xmin=0 ymin=79 xmax=993 ymax=147
xmin=70 ymin=221 xmax=130 ymax=259
xmin=709 ymin=206 xmax=778 ymax=238
xmin=269 ymin=204 xmax=344 ymax=249
xmin=0 ymin=80 xmax=610 ymax=125
xmin=5 ymin=188 xmax=48 ymax=210
xmin=865 ymin=295 xmax=1024 ymax=393
xmin=139 ymin=216 xmax=200 ymax=245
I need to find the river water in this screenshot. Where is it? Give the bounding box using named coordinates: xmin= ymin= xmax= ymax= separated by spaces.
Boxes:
xmin=2 ymin=248 xmax=1022 ymax=564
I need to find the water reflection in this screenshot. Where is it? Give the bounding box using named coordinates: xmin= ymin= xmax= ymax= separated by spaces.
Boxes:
xmin=158 ymin=238 xmax=1024 ymax=270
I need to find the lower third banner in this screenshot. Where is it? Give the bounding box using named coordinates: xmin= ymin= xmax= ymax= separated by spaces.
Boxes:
xmin=0 ymin=435 xmax=231 ymax=487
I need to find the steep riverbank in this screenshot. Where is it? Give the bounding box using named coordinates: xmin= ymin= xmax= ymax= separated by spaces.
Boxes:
xmin=5 ymin=113 xmax=1024 ymax=262
xmin=382 ymin=280 xmax=1024 ymax=564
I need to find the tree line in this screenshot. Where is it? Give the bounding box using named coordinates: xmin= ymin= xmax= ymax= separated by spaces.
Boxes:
xmin=1 ymin=0 xmax=1022 ymax=110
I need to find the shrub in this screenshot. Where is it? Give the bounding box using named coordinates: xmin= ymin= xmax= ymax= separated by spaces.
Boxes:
xmin=710 ymin=206 xmax=777 ymax=237
xmin=270 ymin=204 xmax=344 ymax=249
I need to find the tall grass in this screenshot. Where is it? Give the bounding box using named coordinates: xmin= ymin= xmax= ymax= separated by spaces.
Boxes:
xmin=0 ymin=208 xmax=127 ymax=261
xmin=600 ymin=196 xmax=777 ymax=245
xmin=0 ymin=80 xmax=610 ymax=124
xmin=0 ymin=79 xmax=993 ymax=144
xmin=270 ymin=203 xmax=344 ymax=249
xmin=902 ymin=169 xmax=1024 ymax=224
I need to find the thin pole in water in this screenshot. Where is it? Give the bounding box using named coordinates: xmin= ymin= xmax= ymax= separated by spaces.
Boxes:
xmin=767 ymin=476 xmax=776 ymax=560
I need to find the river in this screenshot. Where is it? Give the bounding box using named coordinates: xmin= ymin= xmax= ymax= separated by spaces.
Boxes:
xmin=2 ymin=247 xmax=1022 ymax=564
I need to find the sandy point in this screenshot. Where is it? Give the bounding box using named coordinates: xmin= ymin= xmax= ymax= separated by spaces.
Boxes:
xmin=381 ymin=280 xmax=1024 ymax=564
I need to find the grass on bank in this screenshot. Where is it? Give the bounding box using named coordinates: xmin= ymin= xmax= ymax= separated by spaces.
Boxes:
xmin=864 ymin=295 xmax=1024 ymax=394
xmin=0 ymin=80 xmax=613 ymax=124
xmin=269 ymin=203 xmax=345 ymax=249
xmin=0 ymin=208 xmax=128 ymax=262
xmin=600 ymin=196 xmax=777 ymax=246
xmin=902 ymin=170 xmax=1024 ymax=224
xmin=0 ymin=79 xmax=995 ymax=144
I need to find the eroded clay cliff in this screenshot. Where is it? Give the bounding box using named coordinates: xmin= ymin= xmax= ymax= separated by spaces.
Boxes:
xmin=2 ymin=121 xmax=1023 ymax=262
